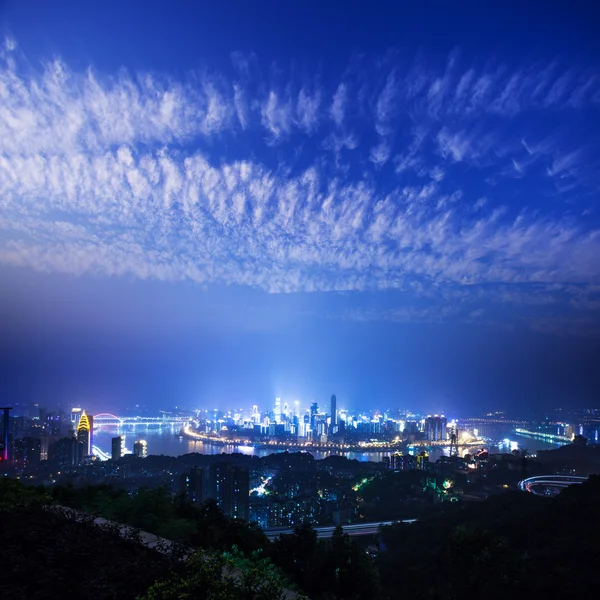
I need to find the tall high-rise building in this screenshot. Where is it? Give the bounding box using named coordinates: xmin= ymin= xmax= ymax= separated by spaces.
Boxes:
xmin=77 ymin=411 xmax=92 ymax=456
xmin=301 ymin=412 xmax=310 ymax=437
xmin=50 ymin=436 xmax=84 ymax=467
xmin=111 ymin=436 xmax=124 ymax=461
xmin=182 ymin=466 xmax=204 ymax=507
xmin=274 ymin=397 xmax=281 ymax=423
xmin=425 ymin=415 xmax=447 ymax=442
xmin=202 ymin=464 xmax=249 ymax=520
xmin=222 ymin=466 xmax=250 ymax=520
xmin=13 ymin=437 xmax=42 ymax=468
xmin=71 ymin=408 xmax=82 ymax=434
xmin=330 ymin=394 xmax=337 ymax=429
xmin=186 ymin=464 xmax=250 ymax=519
xmin=133 ymin=440 xmax=148 ymax=458
xmin=310 ymin=402 xmax=319 ymax=432
xmin=416 ymin=451 xmax=429 ymax=470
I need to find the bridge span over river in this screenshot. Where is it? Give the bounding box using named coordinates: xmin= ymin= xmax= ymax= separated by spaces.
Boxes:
xmin=93 ymin=413 xmax=189 ymax=428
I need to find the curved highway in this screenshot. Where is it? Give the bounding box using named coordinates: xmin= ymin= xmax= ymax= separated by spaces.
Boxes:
xmin=518 ymin=474 xmax=587 ymax=496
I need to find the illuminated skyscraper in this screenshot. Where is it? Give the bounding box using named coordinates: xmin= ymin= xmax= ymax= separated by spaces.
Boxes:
xmin=274 ymin=397 xmax=281 ymax=423
xmin=416 ymin=451 xmax=429 ymax=470
xmin=71 ymin=408 xmax=82 ymax=433
xmin=302 ymin=411 xmax=310 ymax=437
xmin=133 ymin=439 xmax=148 ymax=458
xmin=330 ymin=395 xmax=337 ymax=429
xmin=425 ymin=415 xmax=447 ymax=442
xmin=310 ymin=402 xmax=318 ymax=432
xmin=77 ymin=411 xmax=92 ymax=456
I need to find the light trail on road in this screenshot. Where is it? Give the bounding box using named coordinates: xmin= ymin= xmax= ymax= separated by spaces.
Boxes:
xmin=518 ymin=474 xmax=587 ymax=495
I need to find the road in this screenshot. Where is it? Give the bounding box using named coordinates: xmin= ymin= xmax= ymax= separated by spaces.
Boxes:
xmin=518 ymin=474 xmax=587 ymax=495
xmin=264 ymin=519 xmax=416 ymax=540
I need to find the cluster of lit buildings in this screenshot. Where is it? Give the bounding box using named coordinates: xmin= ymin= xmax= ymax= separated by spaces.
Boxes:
xmin=244 ymin=394 xmax=339 ymax=441
xmin=66 ymin=408 xmax=148 ymax=463
xmin=1 ymin=406 xmax=151 ymax=470
xmin=193 ymin=397 xmax=455 ymax=446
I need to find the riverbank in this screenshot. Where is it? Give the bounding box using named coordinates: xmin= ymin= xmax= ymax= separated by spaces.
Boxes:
xmin=180 ymin=425 xmax=486 ymax=454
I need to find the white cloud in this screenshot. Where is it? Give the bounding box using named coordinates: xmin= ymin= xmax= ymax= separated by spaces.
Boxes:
xmin=330 ymin=83 xmax=347 ymax=127
xmin=0 ymin=38 xmax=599 ymax=319
xmin=2 ymin=145 xmax=600 ymax=295
xmin=473 ymin=197 xmax=487 ymax=211
xmin=233 ymin=83 xmax=249 ymax=128
xmin=546 ymin=150 xmax=581 ymax=177
xmin=261 ymin=90 xmax=293 ymax=139
xmin=436 ymin=127 xmax=499 ymax=166
xmin=374 ymin=71 xmax=398 ymax=136
xmin=544 ymin=70 xmax=573 ymax=107
xmin=370 ymin=139 xmax=391 ymax=166
xmin=296 ymin=87 xmax=321 ymax=134
xmin=201 ymin=82 xmax=232 ymax=134
xmin=568 ymin=74 xmax=598 ymax=107
xmin=437 ymin=128 xmax=472 ymax=162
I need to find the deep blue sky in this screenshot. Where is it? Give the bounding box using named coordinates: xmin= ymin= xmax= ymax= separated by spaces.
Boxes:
xmin=1 ymin=0 xmax=600 ymax=415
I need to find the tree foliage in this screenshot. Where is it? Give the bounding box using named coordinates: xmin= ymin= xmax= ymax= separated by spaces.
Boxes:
xmin=6 ymin=474 xmax=600 ymax=600
xmin=141 ymin=547 xmax=302 ymax=600
xmin=51 ymin=484 xmax=268 ymax=551
xmin=0 ymin=480 xmax=178 ymax=600
xmin=270 ymin=524 xmax=381 ymax=600
xmin=377 ymin=475 xmax=600 ymax=599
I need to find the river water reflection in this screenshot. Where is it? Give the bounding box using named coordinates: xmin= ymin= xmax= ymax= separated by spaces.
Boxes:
xmin=94 ymin=425 xmax=565 ymax=463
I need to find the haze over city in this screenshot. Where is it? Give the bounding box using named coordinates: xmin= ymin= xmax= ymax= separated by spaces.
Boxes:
xmin=1 ymin=0 xmax=600 ymax=415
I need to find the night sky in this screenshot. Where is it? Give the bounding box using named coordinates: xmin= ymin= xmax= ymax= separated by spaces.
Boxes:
xmin=1 ymin=1 xmax=600 ymax=415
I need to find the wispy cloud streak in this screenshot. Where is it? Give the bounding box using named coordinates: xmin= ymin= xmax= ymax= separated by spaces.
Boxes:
xmin=1 ymin=39 xmax=600 ymax=331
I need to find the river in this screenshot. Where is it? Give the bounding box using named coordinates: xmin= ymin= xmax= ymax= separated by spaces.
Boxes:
xmin=93 ymin=424 xmax=566 ymax=463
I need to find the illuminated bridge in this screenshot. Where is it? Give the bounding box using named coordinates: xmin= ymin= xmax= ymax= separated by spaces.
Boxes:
xmin=515 ymin=428 xmax=571 ymax=444
xmin=93 ymin=413 xmax=190 ymax=428
xmin=518 ymin=475 xmax=587 ymax=496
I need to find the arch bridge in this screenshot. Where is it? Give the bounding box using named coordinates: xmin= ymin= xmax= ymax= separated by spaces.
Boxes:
xmin=93 ymin=413 xmax=189 ymax=428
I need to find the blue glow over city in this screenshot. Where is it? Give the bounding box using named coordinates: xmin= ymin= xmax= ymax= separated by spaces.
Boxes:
xmin=1 ymin=2 xmax=600 ymax=415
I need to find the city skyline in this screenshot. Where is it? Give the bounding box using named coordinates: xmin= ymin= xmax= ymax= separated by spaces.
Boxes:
xmin=1 ymin=2 xmax=600 ymax=413
xmin=6 ymin=393 xmax=591 ymax=469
